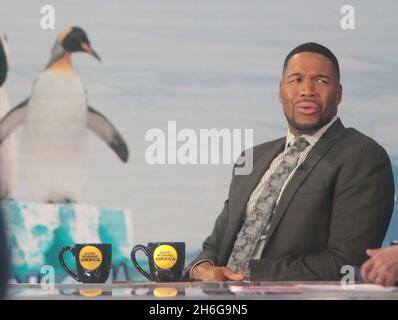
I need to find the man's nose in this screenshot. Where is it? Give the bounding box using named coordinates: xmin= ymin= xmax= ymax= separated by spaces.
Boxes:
xmin=299 ymin=78 xmax=315 ymax=97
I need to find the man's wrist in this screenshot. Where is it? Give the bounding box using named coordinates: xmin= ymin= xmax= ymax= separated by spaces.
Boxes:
xmin=189 ymin=260 xmax=215 ymax=279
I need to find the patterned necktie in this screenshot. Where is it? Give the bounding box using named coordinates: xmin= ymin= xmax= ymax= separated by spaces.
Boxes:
xmin=227 ymin=137 xmax=309 ymax=274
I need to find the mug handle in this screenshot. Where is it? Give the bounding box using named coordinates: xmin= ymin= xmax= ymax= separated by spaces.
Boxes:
xmin=130 ymin=245 xmax=154 ymax=281
xmin=58 ymin=246 xmax=80 ymax=282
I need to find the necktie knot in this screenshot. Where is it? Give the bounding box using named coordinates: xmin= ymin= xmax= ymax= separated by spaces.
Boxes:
xmin=290 ymin=137 xmax=309 ymax=153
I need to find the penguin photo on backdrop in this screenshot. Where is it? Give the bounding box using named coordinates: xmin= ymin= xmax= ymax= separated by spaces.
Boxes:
xmin=0 ymin=27 xmax=129 ymax=203
xmin=0 ymin=32 xmax=18 ymax=200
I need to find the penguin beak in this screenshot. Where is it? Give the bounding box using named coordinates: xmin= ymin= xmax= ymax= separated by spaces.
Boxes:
xmin=81 ymin=42 xmax=101 ymax=62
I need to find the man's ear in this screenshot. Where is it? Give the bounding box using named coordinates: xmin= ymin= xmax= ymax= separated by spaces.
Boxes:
xmin=336 ymin=84 xmax=343 ymax=106
xmin=279 ymin=81 xmax=283 ymax=103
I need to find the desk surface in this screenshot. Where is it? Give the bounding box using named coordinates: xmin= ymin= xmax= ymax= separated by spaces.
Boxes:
xmin=6 ymin=281 xmax=398 ymax=300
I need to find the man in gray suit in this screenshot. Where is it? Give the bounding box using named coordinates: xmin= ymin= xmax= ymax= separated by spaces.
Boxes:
xmin=188 ymin=42 xmax=395 ymax=282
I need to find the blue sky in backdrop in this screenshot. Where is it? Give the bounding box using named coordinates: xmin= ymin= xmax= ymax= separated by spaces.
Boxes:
xmin=0 ymin=0 xmax=397 ymax=250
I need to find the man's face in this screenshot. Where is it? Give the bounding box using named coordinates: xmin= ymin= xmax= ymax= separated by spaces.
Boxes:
xmin=279 ymin=52 xmax=342 ymax=135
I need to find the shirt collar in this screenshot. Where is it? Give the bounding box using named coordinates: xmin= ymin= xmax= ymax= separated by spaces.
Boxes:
xmin=285 ymin=115 xmax=339 ymax=149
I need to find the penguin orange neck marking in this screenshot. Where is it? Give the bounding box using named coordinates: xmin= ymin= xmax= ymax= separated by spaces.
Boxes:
xmin=48 ymin=53 xmax=74 ymax=78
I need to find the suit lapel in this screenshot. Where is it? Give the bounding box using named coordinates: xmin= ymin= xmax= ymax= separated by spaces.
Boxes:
xmin=261 ymin=119 xmax=347 ymax=249
xmin=219 ymin=138 xmax=285 ymax=264
xmin=225 ymin=138 xmax=285 ymax=253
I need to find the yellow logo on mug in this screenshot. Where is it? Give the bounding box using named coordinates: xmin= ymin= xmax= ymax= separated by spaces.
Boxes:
xmin=153 ymin=245 xmax=178 ymax=269
xmin=153 ymin=287 xmax=178 ymax=297
xmin=79 ymin=289 xmax=103 ymax=297
xmin=79 ymin=246 xmax=103 ymax=271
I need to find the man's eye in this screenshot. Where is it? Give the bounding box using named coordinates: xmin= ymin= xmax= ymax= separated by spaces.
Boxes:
xmin=289 ymin=78 xmax=301 ymax=83
xmin=316 ymin=78 xmax=328 ymax=84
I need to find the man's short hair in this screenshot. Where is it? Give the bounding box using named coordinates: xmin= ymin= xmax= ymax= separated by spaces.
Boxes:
xmin=283 ymin=42 xmax=340 ymax=82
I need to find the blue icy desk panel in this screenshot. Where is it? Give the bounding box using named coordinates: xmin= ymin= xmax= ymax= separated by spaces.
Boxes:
xmin=2 ymin=201 xmax=144 ymax=283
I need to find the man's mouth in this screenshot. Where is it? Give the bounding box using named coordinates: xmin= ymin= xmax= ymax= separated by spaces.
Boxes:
xmin=295 ymin=101 xmax=320 ymax=115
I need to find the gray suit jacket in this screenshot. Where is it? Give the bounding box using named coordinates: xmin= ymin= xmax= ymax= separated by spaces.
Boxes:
xmin=190 ymin=119 xmax=395 ymax=281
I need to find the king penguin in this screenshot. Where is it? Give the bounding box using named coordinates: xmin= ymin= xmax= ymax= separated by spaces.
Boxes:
xmin=0 ymin=27 xmax=129 ymax=203
xmin=0 ymin=32 xmax=18 ymax=200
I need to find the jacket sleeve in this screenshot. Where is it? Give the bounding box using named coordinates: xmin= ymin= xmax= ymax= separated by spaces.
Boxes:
xmin=183 ymin=197 xmax=230 ymax=278
xmin=184 ymin=157 xmax=243 ymax=277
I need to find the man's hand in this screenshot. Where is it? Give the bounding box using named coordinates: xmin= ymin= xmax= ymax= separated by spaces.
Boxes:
xmin=191 ymin=262 xmax=245 ymax=282
xmin=361 ymin=246 xmax=398 ymax=287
